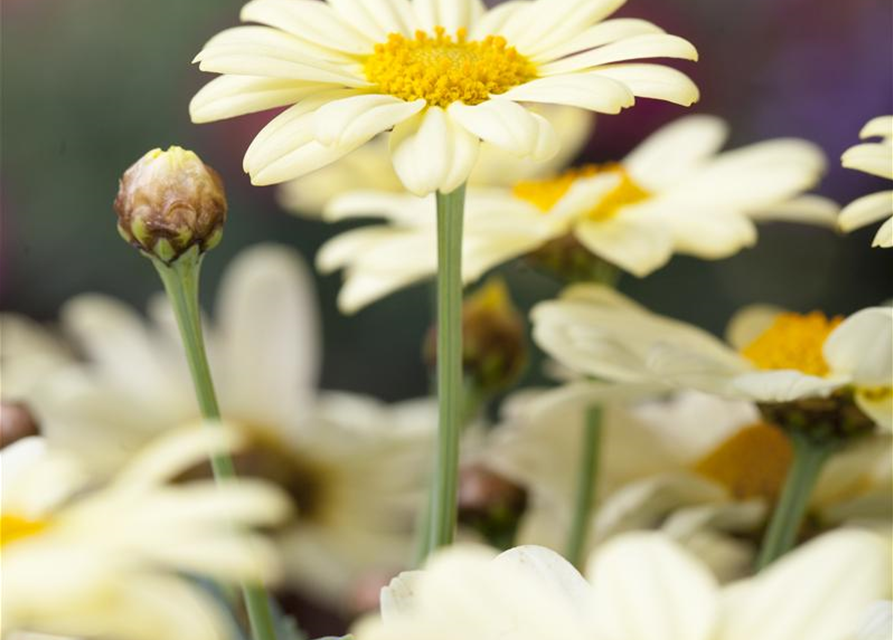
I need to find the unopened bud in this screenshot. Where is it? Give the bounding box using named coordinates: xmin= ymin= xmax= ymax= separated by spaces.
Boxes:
xmin=114 ymin=146 xmax=226 ymax=263
xmin=425 ymin=278 xmax=527 ymax=395
xmin=528 ymin=234 xmax=620 ymax=285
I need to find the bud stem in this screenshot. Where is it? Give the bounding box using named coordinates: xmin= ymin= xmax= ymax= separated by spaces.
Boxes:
xmin=425 ymin=184 xmax=467 ymax=558
xmin=565 ymin=405 xmax=603 ymax=568
xmin=152 ymin=247 xmax=280 ymax=640
xmin=756 ymin=432 xmax=833 ymax=570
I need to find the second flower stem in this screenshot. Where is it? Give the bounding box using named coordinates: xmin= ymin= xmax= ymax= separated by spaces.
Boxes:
xmin=756 ymin=432 xmax=832 ymax=570
xmin=566 ymin=404 xmax=603 ymax=568
xmin=428 ymin=184 xmax=467 ymax=555
xmin=153 ymin=249 xmax=279 ymax=640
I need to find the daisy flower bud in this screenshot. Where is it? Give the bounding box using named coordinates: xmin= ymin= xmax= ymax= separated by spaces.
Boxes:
xmin=114 ymin=146 xmax=226 ymax=263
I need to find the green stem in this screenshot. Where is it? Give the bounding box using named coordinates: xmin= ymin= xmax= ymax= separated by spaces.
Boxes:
xmin=756 ymin=433 xmax=833 ymax=570
xmin=565 ymin=405 xmax=602 ymax=568
xmin=426 ymin=184 xmax=467 ymax=556
xmin=152 ymin=248 xmax=279 ymax=640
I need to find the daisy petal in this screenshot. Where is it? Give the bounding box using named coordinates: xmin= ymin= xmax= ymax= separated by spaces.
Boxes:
xmin=500 ymin=74 xmax=634 ymax=114
xmin=448 ymin=98 xmax=558 ymax=160
xmin=873 ymin=215 xmax=893 ymax=247
xmin=748 ymin=195 xmax=840 ymax=227
xmin=842 ymin=143 xmax=893 ymax=180
xmin=189 ymin=76 xmax=328 ymax=123
xmin=501 ymin=0 xmax=627 ymax=58
xmin=860 ymin=115 xmax=893 ymax=141
xmin=574 ymin=213 xmax=675 ymax=277
xmin=532 ymin=18 xmax=666 ymax=63
xmin=593 ymin=63 xmax=699 ymax=108
xmin=241 ymin=0 xmax=374 ymax=55
xmin=839 ymin=191 xmax=893 ymax=232
xmin=539 ymin=34 xmax=698 ymax=76
xmin=824 ymin=307 xmax=893 ymax=388
xmin=314 ymin=94 xmax=425 ymax=147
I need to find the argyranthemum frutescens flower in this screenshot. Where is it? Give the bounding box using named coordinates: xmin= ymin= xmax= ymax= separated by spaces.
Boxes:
xmin=277 ymin=105 xmax=594 ymax=215
xmin=318 ymin=114 xmax=837 ymax=313
xmin=840 ymin=115 xmax=893 ymax=248
xmin=1 ymin=427 xmax=289 ymax=640
xmin=352 ymin=530 xmax=890 ymax=640
xmin=482 ymin=388 xmax=891 ymax=580
xmin=3 ymin=244 xmax=435 ymax=605
xmin=532 ymin=285 xmax=893 ymax=431
xmin=189 ymin=0 xmax=699 ymax=196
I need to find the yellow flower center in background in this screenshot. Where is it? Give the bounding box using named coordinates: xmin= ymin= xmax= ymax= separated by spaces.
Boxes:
xmin=364 ymin=27 xmax=536 ymax=109
xmin=1 ymin=514 xmax=48 ymax=548
xmin=512 ymin=163 xmax=651 ymax=220
xmin=693 ymin=423 xmax=793 ymax=502
xmin=741 ymin=312 xmax=843 ymax=376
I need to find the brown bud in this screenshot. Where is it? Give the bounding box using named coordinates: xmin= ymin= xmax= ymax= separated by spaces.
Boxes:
xmin=527 ymin=233 xmax=620 ymax=285
xmin=458 ymin=463 xmax=526 ymax=517
xmin=114 ymin=146 xmax=226 ymax=263
xmin=424 ymin=277 xmax=528 ymax=395
xmin=1 ymin=402 xmax=40 ymax=449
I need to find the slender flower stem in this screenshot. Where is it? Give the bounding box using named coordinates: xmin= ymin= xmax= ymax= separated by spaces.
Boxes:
xmin=756 ymin=432 xmax=833 ymax=570
xmin=426 ymin=184 xmax=467 ymax=556
xmin=565 ymin=405 xmax=603 ymax=568
xmin=152 ymin=248 xmax=279 ymax=640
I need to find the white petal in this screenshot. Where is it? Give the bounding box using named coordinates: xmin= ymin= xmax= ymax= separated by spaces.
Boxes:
xmin=241 ymin=0 xmax=374 ymax=55
xmin=532 ymin=18 xmax=666 ymax=63
xmin=494 ymin=546 xmax=593 ymax=617
xmin=189 ymin=76 xmax=328 ymax=124
xmin=469 ymin=0 xmax=527 ymax=40
xmin=314 ymin=94 xmax=424 ymax=147
xmin=725 ymin=304 xmax=785 ymax=351
xmin=720 ymin=530 xmax=891 ymax=640
xmin=338 ymin=264 xmax=435 ymax=314
xmin=587 ymin=533 xmax=718 ymax=640
xmin=593 ymin=64 xmax=699 ymax=108
xmin=500 ymin=74 xmax=634 ymax=114
xmin=623 ymin=114 xmax=728 ymax=191
xmin=839 ymin=191 xmax=893 ymax=232
xmin=842 ymin=142 xmax=893 ymax=180
xmin=824 ymin=307 xmax=893 ymax=387
xmin=317 ymin=226 xmax=407 ymax=273
xmin=414 ymin=0 xmax=484 ymax=32
xmin=860 ymin=115 xmax=893 ymax=140
xmin=539 ymin=34 xmax=698 ymax=76
xmin=448 ymin=99 xmax=558 ymax=160
xmin=574 ymin=213 xmax=676 ymax=277
xmin=324 ymin=190 xmax=432 ymax=223
xmin=660 ymin=208 xmax=758 ymax=260
xmin=730 ymin=370 xmax=845 ymax=402
xmin=501 ymin=0 xmax=627 ymax=58
xmin=873 ymin=216 xmax=893 ymax=247
xmin=748 ymin=194 xmax=840 ymax=227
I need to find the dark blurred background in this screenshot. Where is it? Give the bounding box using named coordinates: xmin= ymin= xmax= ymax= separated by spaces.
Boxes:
xmin=3 ymin=0 xmax=892 ymax=402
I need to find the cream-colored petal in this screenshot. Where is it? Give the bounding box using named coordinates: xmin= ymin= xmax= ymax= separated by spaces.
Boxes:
xmin=587 ymin=533 xmax=718 ymax=640
xmin=448 ymin=99 xmax=558 ymax=160
xmin=415 ymin=0 xmax=485 ymax=32
xmin=468 ymin=0 xmax=526 ymax=40
xmin=747 ymin=195 xmax=840 ymax=227
xmin=839 ymin=191 xmax=893 ymax=232
xmin=842 ymin=142 xmax=893 ymax=180
xmin=494 ymin=546 xmax=594 ymax=617
xmin=662 ymin=208 xmax=758 ymax=259
xmin=623 ymin=114 xmax=728 ymax=191
xmin=532 ymin=18 xmax=665 ymax=63
xmin=314 ymin=94 xmax=425 ymax=147
xmin=873 ymin=215 xmax=893 ymax=247
xmin=539 ymin=34 xmax=698 ymax=76
xmin=324 ymin=190 xmax=432 ymax=223
xmin=338 ymin=264 xmax=437 ymax=314
xmin=189 ymin=76 xmax=328 ymax=123
xmin=860 ymin=116 xmax=893 ymax=141
xmin=499 ymin=74 xmax=634 ymax=113
xmin=725 ymin=304 xmax=785 ymax=351
xmin=824 ymin=307 xmax=893 ymax=387
xmin=719 ymin=530 xmax=891 ymax=640
xmin=730 ymin=369 xmax=845 ymax=403
xmin=592 ymin=64 xmax=699 ymax=108
xmin=326 ymin=0 xmax=391 ymax=40
xmin=573 ymin=213 xmax=675 ymax=277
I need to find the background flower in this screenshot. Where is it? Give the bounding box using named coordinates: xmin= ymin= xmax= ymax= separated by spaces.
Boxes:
xmin=839 ymin=115 xmax=893 ymax=248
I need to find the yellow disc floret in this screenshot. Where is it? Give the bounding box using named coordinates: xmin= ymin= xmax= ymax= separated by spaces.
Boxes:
xmin=364 ymin=27 xmax=537 ymax=109
xmin=512 ymin=163 xmax=651 ymax=219
xmin=742 ymin=311 xmax=843 ymax=376
xmin=692 ymin=423 xmax=793 ymax=502
xmin=1 ymin=514 xmax=48 ymax=548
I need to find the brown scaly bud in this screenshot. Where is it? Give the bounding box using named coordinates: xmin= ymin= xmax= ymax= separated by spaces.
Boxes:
xmin=1 ymin=402 xmax=40 ymax=449
xmin=425 ymin=277 xmax=528 ymax=396
xmin=114 ymin=146 xmax=226 ymax=263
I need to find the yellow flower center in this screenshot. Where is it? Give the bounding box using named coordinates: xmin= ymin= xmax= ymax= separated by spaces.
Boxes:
xmin=364 ymin=27 xmax=537 ymax=109
xmin=1 ymin=514 xmax=48 ymax=548
xmin=692 ymin=423 xmax=793 ymax=502
xmin=512 ymin=163 xmax=651 ymax=220
xmin=741 ymin=312 xmax=843 ymax=376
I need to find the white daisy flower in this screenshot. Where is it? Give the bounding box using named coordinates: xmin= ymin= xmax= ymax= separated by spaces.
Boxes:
xmin=278 ymin=105 xmax=594 ymax=215
xmin=1 ymin=428 xmax=289 ymax=640
xmin=5 ymin=244 xmax=436 ymax=605
xmin=352 ymin=530 xmax=891 ymax=640
xmin=483 ymin=387 xmax=891 ymax=580
xmin=840 ymin=115 xmax=893 ymax=248
xmin=532 ymin=285 xmax=893 ymax=431
xmin=189 ymin=0 xmax=699 ymax=196
xmin=318 ymin=115 xmax=837 ymax=313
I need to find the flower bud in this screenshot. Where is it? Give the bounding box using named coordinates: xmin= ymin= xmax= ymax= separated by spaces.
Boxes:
xmin=527 ymin=233 xmax=620 ymax=285
xmin=1 ymin=402 xmax=40 ymax=449
xmin=114 ymin=146 xmax=226 ymax=263
xmin=424 ymin=277 xmax=528 ymax=396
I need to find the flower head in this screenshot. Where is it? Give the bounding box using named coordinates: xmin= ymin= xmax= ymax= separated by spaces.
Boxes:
xmin=114 ymin=146 xmax=226 ymax=263
xmin=839 ymin=115 xmax=893 ymax=248
xmin=190 ymin=0 xmax=699 ymax=196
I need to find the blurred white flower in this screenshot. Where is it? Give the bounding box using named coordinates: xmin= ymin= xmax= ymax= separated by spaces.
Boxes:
xmin=190 ymin=0 xmax=698 ymax=195
xmin=3 ymin=244 xmax=436 ymax=604
xmin=532 ymin=285 xmax=893 ymax=431
xmin=353 ymin=529 xmax=890 ymax=640
xmin=483 ymin=387 xmax=891 ymax=580
xmin=319 ymin=115 xmax=836 ymax=312
xmin=278 ymin=105 xmax=594 ymax=215
xmin=1 ymin=427 xmax=289 ymax=640
xmin=840 ymin=115 xmax=893 ymax=248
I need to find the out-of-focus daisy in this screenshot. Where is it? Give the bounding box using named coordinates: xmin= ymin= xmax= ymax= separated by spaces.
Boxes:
xmin=840 ymin=115 xmax=893 ymax=248
xmin=7 ymin=244 xmax=436 ymax=605
xmin=352 ymin=530 xmax=890 ymax=640
xmin=1 ymin=428 xmax=289 ymax=640
xmin=483 ymin=388 xmax=891 ymax=580
xmin=190 ymin=0 xmax=699 ymax=195
xmin=278 ymin=105 xmax=594 ymax=215
xmin=532 ymin=285 xmax=893 ymax=431
xmin=319 ymin=115 xmax=836 ymax=312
